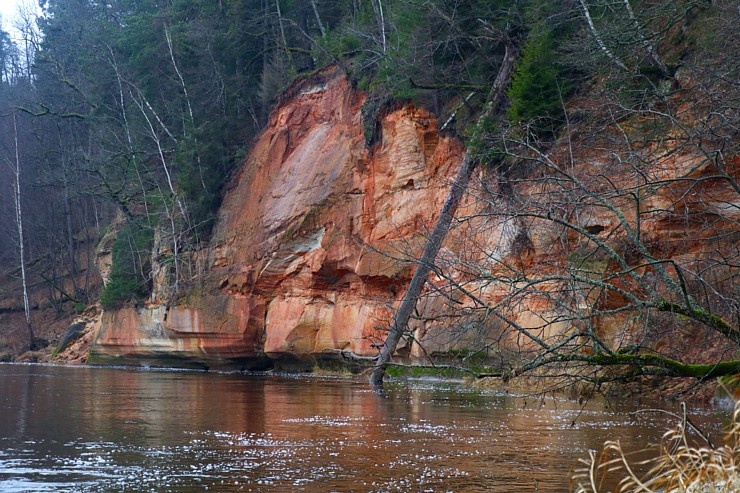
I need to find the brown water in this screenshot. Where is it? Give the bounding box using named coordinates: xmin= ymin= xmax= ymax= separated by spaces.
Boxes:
xmin=0 ymin=363 xmax=727 ymax=492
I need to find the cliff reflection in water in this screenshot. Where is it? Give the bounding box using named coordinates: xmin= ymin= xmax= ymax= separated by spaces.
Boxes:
xmin=0 ymin=364 xmax=726 ymax=492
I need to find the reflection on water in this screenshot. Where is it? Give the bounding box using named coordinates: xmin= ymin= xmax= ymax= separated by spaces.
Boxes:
xmin=0 ymin=363 xmax=727 ymax=492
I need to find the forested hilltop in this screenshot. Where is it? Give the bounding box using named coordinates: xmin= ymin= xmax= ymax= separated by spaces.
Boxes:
xmin=0 ymin=1 xmax=737 ymax=395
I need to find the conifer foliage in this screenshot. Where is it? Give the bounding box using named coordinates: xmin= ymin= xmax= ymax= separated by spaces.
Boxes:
xmin=507 ymin=24 xmax=568 ymax=134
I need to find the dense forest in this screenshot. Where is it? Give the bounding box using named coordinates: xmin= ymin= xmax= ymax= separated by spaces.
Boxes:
xmin=0 ymin=0 xmax=737 ymax=388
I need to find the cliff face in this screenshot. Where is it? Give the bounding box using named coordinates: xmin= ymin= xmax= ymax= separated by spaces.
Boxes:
xmin=89 ymin=67 xmax=466 ymax=367
xmin=88 ymin=65 xmax=738 ymax=372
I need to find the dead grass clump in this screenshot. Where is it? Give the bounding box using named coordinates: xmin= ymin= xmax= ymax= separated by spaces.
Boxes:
xmin=572 ymin=402 xmax=740 ymax=492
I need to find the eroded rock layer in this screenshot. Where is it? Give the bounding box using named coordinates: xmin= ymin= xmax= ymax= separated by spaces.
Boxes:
xmin=90 ymin=66 xmax=466 ymax=367
xmin=89 ymin=65 xmax=739 ymax=372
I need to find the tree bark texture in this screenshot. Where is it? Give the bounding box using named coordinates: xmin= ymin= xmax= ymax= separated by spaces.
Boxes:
xmin=11 ymin=112 xmax=34 ymax=347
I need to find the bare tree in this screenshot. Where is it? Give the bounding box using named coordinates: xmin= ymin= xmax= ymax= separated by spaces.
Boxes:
xmin=12 ymin=0 xmax=41 ymax=81
xmin=367 ymin=0 xmax=739 ymax=390
xmin=577 ymin=0 xmax=629 ymax=73
xmin=370 ymin=36 xmax=518 ymax=385
xmin=572 ymin=0 xmax=690 ymax=79
xmin=2 ymin=111 xmax=34 ymax=348
xmin=370 ymin=0 xmax=387 ymax=54
xmin=402 ymin=53 xmax=739 ymax=390
xmin=128 ymin=84 xmax=187 ymax=297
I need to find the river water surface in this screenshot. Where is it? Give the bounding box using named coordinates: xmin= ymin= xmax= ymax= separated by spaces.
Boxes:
xmin=0 ymin=363 xmax=728 ymax=492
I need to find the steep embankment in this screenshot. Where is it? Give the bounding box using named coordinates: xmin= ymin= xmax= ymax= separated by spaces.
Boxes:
xmin=80 ymin=62 xmax=738 ymax=377
xmin=87 ymin=66 xmax=468 ymax=368
xmin=0 ymin=231 xmax=102 ymax=363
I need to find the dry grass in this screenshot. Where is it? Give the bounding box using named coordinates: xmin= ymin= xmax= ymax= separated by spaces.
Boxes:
xmin=572 ymin=402 xmax=740 ymax=492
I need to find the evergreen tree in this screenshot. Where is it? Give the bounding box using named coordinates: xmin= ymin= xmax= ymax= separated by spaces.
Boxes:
xmin=507 ymin=23 xmax=568 ymax=134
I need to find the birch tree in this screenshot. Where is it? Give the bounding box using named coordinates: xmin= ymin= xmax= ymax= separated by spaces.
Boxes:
xmin=2 ymin=111 xmax=34 ymax=349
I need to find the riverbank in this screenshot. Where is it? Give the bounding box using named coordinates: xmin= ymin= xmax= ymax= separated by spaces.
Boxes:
xmin=10 ymin=339 xmax=727 ymax=406
xmin=0 ymin=247 xmax=102 ymax=364
xmin=0 ymin=276 xmax=726 ymax=407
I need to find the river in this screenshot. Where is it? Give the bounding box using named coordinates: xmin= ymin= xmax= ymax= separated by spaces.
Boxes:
xmin=0 ymin=363 xmax=728 ymax=492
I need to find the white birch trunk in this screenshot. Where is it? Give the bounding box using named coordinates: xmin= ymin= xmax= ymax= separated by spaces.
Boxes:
xmin=11 ymin=112 xmax=34 ymax=347
xmin=372 ymin=0 xmax=387 ymax=53
xmin=165 ymin=25 xmax=206 ymax=197
xmin=621 ymin=0 xmax=670 ymax=77
xmin=130 ymin=89 xmax=185 ymax=295
xmin=578 ymin=0 xmax=630 ymax=72
xmin=309 ymin=0 xmax=326 ymax=38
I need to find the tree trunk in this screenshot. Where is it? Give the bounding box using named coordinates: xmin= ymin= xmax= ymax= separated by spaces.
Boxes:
xmin=274 ymin=0 xmax=294 ymax=72
xmin=621 ymin=0 xmax=670 ymax=78
xmin=369 ymin=152 xmax=475 ymax=386
xmin=371 ymin=0 xmax=386 ymax=53
xmin=11 ymin=112 xmax=34 ymax=348
xmin=369 ymin=38 xmax=517 ymax=387
xmin=309 ymin=0 xmax=326 ymax=38
xmin=60 ymin=152 xmax=79 ymax=297
xmin=578 ymin=0 xmax=629 ymax=72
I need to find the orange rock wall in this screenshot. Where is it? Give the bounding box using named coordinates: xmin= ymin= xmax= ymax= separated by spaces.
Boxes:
xmin=89 ymin=65 xmax=739 ymax=370
xmin=91 ymin=67 xmax=466 ymax=367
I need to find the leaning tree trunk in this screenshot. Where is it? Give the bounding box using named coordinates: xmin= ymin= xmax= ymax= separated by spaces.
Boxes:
xmin=577 ymin=0 xmax=629 ymax=73
xmin=369 ymin=152 xmax=475 ymax=386
xmin=369 ymin=38 xmax=517 ymax=387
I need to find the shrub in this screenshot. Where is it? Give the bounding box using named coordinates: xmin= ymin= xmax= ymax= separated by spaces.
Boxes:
xmin=99 ymin=221 xmax=153 ymax=309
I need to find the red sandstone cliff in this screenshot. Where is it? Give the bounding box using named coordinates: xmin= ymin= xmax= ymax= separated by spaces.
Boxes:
xmin=89 ymin=66 xmax=467 ymax=367
xmin=87 ymin=65 xmax=738 ymax=373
